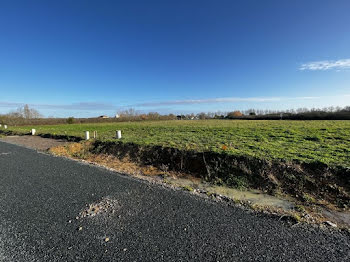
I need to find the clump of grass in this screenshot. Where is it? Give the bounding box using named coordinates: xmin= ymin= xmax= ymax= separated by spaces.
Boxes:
xmin=50 ymin=142 xmax=92 ymax=159
xmin=206 ymin=191 xmax=215 ymax=197
xmin=292 ymin=213 xmax=302 ymax=222
xmin=301 ymin=193 xmax=317 ymax=204
xmin=182 ymin=185 xmax=194 ymax=192
xmin=295 ymin=205 xmax=306 ymax=213
xmin=226 ymin=176 xmax=249 ymax=190
xmin=213 ymin=178 xmax=224 ymax=186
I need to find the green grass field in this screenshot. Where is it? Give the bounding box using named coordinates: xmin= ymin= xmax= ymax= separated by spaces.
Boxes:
xmin=4 ymin=120 xmax=350 ymax=168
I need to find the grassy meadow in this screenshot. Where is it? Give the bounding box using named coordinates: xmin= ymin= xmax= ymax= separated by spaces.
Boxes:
xmin=4 ymin=120 xmax=350 ymax=168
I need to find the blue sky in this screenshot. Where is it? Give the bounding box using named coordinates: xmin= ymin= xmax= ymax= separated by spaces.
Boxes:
xmin=0 ymin=0 xmax=350 ymax=117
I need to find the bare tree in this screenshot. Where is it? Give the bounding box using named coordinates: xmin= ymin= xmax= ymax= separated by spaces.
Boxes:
xmin=117 ymin=108 xmax=138 ymax=118
xmin=16 ymin=104 xmax=43 ymax=119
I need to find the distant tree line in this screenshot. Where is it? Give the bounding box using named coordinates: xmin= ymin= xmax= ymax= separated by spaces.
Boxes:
xmin=1 ymin=105 xmax=350 ymax=126
xmin=224 ymin=106 xmax=350 ymax=120
xmin=172 ymin=106 xmax=350 ymax=120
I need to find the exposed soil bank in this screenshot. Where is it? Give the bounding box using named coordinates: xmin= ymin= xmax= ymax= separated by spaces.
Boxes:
xmin=92 ymin=140 xmax=350 ymax=208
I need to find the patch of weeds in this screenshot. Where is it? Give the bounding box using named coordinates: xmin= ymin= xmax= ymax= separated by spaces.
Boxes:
xmin=336 ymin=199 xmax=349 ymax=209
xmin=182 ymin=185 xmax=194 ymax=192
xmin=232 ymin=198 xmax=241 ymax=204
xmin=226 ymin=176 xmax=249 ymax=190
xmin=283 ymin=171 xmax=296 ymax=181
xmin=302 ymin=193 xmax=316 ymax=204
xmin=295 ymin=205 xmax=306 ymax=213
xmin=206 ymin=191 xmax=215 ymax=197
xmin=213 ymin=177 xmax=224 ymax=186
xmin=292 ymin=213 xmax=302 ymax=222
xmin=162 ymin=179 xmax=172 ymax=185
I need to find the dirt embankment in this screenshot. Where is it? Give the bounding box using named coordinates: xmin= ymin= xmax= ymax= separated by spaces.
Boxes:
xmin=92 ymin=140 xmax=350 ymax=208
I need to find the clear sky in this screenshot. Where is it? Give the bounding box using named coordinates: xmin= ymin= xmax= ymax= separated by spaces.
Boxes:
xmin=1 ymin=0 xmax=350 ymax=117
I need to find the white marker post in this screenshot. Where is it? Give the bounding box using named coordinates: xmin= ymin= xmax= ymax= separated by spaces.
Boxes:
xmin=85 ymin=131 xmax=90 ymax=140
xmin=4 ymin=125 xmax=7 ymax=129
xmin=31 ymin=129 xmax=36 ymax=135
xmin=116 ymin=130 xmax=122 ymax=139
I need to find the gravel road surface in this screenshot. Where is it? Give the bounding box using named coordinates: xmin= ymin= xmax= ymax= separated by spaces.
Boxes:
xmin=0 ymin=141 xmax=349 ymax=261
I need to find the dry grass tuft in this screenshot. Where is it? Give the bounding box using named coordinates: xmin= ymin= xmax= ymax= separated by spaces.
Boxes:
xmin=87 ymin=154 xmax=165 ymax=176
xmin=49 ymin=142 xmax=167 ymax=177
xmin=49 ymin=144 xmax=71 ymax=156
xmin=50 ymin=142 xmax=91 ymax=158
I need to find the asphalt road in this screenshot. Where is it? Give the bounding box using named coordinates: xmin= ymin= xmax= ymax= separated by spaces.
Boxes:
xmin=0 ymin=141 xmax=349 ymax=261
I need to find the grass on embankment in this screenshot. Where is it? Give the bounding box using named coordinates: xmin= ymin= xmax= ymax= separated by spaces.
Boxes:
xmin=3 ymin=119 xmax=350 ymax=168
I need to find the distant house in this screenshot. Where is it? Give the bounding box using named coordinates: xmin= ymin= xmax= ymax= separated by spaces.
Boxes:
xmin=115 ymin=114 xmax=120 ymax=118
xmin=98 ymin=115 xmax=109 ymax=119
